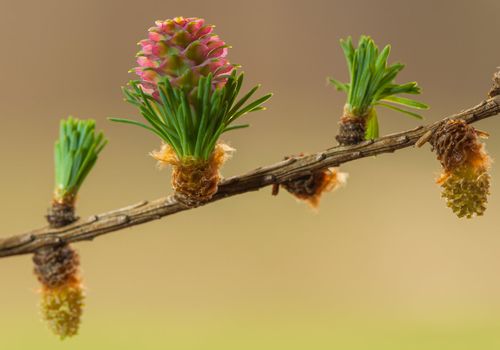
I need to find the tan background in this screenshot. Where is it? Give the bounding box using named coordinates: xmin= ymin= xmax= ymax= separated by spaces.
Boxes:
xmin=1 ymin=0 xmax=500 ymax=348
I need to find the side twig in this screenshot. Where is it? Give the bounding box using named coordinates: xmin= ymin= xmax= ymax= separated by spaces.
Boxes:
xmin=1 ymin=78 xmax=499 ymax=259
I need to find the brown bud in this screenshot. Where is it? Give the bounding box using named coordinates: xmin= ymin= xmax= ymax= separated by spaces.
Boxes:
xmin=336 ymin=115 xmax=366 ymax=146
xmin=33 ymin=243 xmax=80 ymax=289
xmin=430 ymin=119 xmax=484 ymax=171
xmin=46 ymin=201 xmax=77 ymax=228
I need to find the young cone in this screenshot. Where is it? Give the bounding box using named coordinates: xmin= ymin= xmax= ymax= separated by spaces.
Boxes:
xmin=134 ymin=17 xmax=233 ymax=99
xmin=35 ymin=117 xmax=106 ymax=339
xmin=111 ymin=17 xmax=271 ymax=206
xmin=431 ymin=119 xmax=491 ymax=218
xmin=329 ymin=36 xmax=428 ymax=145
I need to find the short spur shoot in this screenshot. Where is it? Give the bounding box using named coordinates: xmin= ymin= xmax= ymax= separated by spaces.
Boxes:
xmin=111 ymin=17 xmax=272 ymax=206
xmin=329 ymin=36 xmax=428 ymax=145
xmin=49 ymin=117 xmax=107 ymax=226
xmin=34 ymin=117 xmax=107 ymax=339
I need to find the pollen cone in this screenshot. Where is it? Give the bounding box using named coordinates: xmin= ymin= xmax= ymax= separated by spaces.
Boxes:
xmin=431 ymin=119 xmax=491 ymax=218
xmin=33 ymin=243 xmax=84 ymax=339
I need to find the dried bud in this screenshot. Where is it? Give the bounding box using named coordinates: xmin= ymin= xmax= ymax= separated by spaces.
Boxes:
xmin=431 ymin=119 xmax=486 ymax=171
xmin=280 ymin=166 xmax=348 ymax=208
xmin=33 ymin=244 xmax=80 ymax=288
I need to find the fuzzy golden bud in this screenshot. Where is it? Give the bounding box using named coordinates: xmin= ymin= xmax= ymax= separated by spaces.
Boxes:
xmin=152 ymin=143 xmax=233 ymax=207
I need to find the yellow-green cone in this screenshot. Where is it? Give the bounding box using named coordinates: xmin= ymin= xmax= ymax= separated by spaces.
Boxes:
xmin=439 ymin=165 xmax=490 ymax=218
xmin=33 ymin=243 xmax=84 ymax=339
xmin=40 ymin=279 xmax=84 ymax=339
xmin=431 ymin=119 xmax=491 ymax=218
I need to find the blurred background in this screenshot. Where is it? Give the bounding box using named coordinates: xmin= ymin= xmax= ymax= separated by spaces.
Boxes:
xmin=1 ymin=0 xmax=500 ymax=348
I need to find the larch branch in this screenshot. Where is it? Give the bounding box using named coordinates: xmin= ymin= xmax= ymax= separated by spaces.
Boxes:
xmin=1 ymin=74 xmax=499 ymax=259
